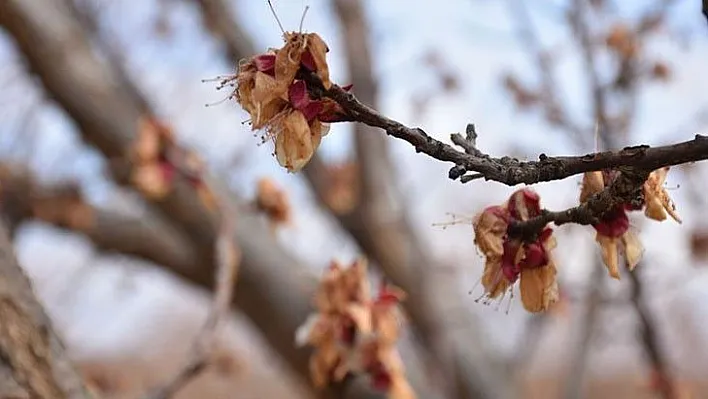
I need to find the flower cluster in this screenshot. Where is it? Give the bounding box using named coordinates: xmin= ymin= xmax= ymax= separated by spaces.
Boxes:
xmin=296 ymin=259 xmax=415 ymax=399
xmin=131 ymin=117 xmax=216 ymax=210
xmin=580 ymin=167 xmax=681 ymax=279
xmin=233 ymin=32 xmax=350 ymax=172
xmin=473 ymin=189 xmax=559 ymax=313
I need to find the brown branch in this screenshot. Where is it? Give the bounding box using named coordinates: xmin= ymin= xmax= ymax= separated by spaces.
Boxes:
xmin=303 ymin=72 xmax=708 ymax=186
xmin=0 ymin=220 xmax=96 ymax=399
xmin=629 ymin=266 xmax=676 ymax=399
xmin=0 ymin=2 xmax=381 ymax=398
xmin=0 ymin=163 xmax=201 ymax=273
xmin=144 ymin=215 xmax=240 ymax=399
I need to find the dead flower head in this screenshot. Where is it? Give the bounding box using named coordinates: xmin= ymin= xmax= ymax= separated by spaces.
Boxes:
xmin=580 ymin=170 xmax=643 ymax=279
xmin=255 ymin=177 xmax=291 ymax=226
xmin=580 ymin=168 xmax=680 ymax=279
xmin=473 ymin=188 xmax=559 ymax=313
xmin=296 ymin=259 xmax=413 ymax=396
xmin=230 ymin=31 xmax=351 ymax=172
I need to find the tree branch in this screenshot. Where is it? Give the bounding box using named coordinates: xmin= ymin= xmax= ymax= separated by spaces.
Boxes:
xmin=304 ymin=73 xmax=708 ymax=185
xmin=0 ymin=220 xmax=96 ymax=399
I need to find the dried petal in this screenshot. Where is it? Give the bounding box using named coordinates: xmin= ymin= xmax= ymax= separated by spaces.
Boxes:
xmin=508 ymin=188 xmax=541 ymax=221
xmin=520 ymin=262 xmax=558 ymax=313
xmin=274 ymin=110 xmax=316 ymax=172
xmin=644 ymin=167 xmax=681 ymax=223
xmin=303 ymin=33 xmax=331 ymax=89
xmin=277 ymin=33 xmax=307 ymax=88
xmin=580 ymin=171 xmax=605 ymax=203
xmin=621 ymin=231 xmax=643 ymax=271
xmin=597 ymin=234 xmax=620 ymax=279
xmin=473 ymin=205 xmax=509 ymax=258
xmin=481 ymin=258 xmax=510 ymax=298
xmin=131 ymin=163 xmax=173 ymax=199
xmin=255 ymin=177 xmax=291 ymax=225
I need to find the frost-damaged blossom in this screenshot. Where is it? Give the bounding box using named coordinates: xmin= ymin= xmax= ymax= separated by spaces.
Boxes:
xmin=473 ymin=189 xmax=559 ymax=313
xmin=130 ymin=117 xmax=216 ymax=210
xmin=296 ymin=259 xmax=415 ymax=398
xmin=255 ymin=177 xmax=291 ymax=228
xmin=579 ymin=168 xmax=680 ymax=279
xmin=231 ymin=32 xmax=351 ymax=172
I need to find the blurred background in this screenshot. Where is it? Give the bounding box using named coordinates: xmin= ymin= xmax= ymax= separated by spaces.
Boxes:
xmin=1 ymin=0 xmax=708 ymax=398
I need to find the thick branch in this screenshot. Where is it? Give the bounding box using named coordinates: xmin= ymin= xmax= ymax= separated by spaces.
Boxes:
xmin=0 ymin=163 xmax=200 ymax=272
xmin=0 ymin=221 xmax=95 ymax=399
xmin=303 ymin=74 xmax=708 ymax=186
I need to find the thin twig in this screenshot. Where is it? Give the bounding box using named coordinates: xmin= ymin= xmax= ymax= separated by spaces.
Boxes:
xmin=143 ymin=211 xmax=240 ymax=399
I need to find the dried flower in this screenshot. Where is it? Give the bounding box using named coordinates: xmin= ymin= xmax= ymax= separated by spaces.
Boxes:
xmin=296 ymin=259 xmax=414 ymax=396
xmin=131 ymin=117 xmax=212 ymax=208
xmin=472 ymin=189 xmax=559 ymax=313
xmin=580 ymin=171 xmax=642 ymax=279
xmin=580 ymin=167 xmax=680 ymax=279
xmin=606 ymin=24 xmax=639 ymax=59
xmin=231 ymin=32 xmax=351 ymax=172
xmin=255 ymin=177 xmax=291 ymax=227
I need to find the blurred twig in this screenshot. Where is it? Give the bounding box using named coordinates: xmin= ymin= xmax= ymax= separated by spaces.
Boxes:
xmin=628 ymin=266 xmax=676 ymax=399
xmin=144 ymin=212 xmax=240 ymax=399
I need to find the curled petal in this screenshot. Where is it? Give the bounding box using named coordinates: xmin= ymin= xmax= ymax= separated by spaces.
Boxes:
xmin=276 ymin=33 xmax=306 ymax=87
xmin=304 ymin=33 xmax=331 ymax=89
xmin=520 ymin=262 xmax=558 ymax=313
xmin=473 ymin=205 xmax=509 ymax=258
xmin=274 ymin=111 xmax=316 ymax=172
xmin=597 ymin=234 xmax=620 ymax=279
xmin=644 ymin=167 xmax=682 ymax=223
xmin=508 ymin=188 xmax=541 ymax=221
xmin=481 ymin=258 xmax=510 ymax=298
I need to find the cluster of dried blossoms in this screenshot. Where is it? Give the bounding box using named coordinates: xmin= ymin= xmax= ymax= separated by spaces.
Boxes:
xmin=254 ymin=177 xmax=291 ymax=228
xmin=296 ymin=259 xmax=415 ymax=399
xmin=131 ymin=117 xmax=216 ymax=210
xmin=580 ymin=167 xmax=680 ymax=279
xmin=232 ymin=32 xmax=351 ymax=172
xmin=473 ymin=189 xmax=559 ymax=313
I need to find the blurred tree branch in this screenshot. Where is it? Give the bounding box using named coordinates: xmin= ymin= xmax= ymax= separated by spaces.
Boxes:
xmin=0 ymin=1 xmax=381 ymax=397
xmin=0 ymin=220 xmax=96 ymax=399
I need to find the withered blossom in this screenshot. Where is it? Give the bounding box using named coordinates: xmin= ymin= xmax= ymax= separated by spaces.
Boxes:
xmin=580 ymin=167 xmax=680 ymax=279
xmin=295 ymin=259 xmax=414 ymax=397
xmin=232 ymin=31 xmax=351 ymax=172
xmin=473 ymin=189 xmax=559 ymax=313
